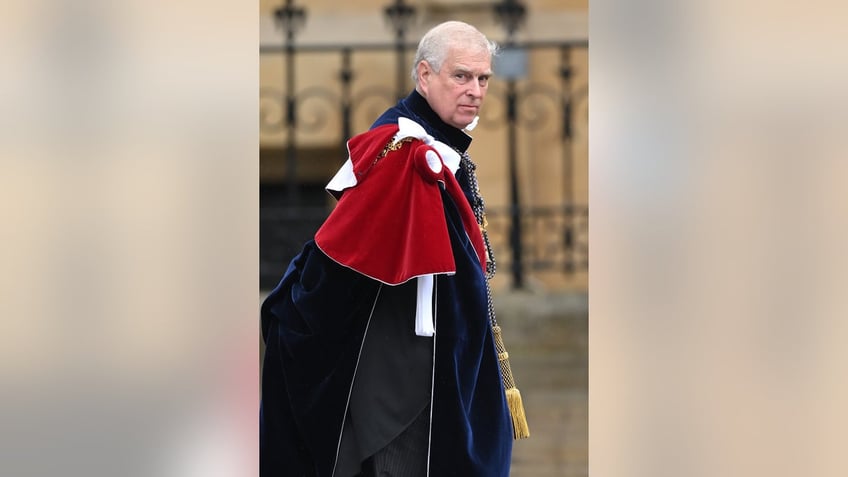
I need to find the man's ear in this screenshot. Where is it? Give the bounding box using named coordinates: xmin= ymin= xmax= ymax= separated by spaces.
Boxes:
xmin=416 ymin=61 xmax=431 ymax=94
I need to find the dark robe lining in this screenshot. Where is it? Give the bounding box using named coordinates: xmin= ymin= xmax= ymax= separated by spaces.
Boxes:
xmin=334 ymin=280 xmax=434 ymax=476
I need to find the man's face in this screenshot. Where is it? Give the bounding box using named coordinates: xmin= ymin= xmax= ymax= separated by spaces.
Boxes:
xmin=417 ymin=46 xmax=493 ymax=130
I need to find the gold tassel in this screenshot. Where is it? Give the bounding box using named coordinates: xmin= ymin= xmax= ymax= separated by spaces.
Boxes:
xmin=506 ymin=387 xmax=530 ymax=439
xmin=492 ymin=325 xmax=530 ymax=439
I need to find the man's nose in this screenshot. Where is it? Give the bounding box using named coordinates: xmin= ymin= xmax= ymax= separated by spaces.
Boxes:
xmin=467 ymin=80 xmax=482 ymax=97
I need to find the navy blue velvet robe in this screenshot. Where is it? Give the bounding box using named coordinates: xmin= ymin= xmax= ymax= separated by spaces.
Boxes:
xmin=260 ymin=90 xmax=512 ymax=476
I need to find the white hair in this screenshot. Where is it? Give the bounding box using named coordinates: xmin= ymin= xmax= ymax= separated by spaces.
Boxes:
xmin=411 ymin=21 xmax=499 ymax=83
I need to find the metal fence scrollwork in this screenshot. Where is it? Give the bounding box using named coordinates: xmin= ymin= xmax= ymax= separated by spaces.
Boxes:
xmin=260 ymin=0 xmax=587 ymax=289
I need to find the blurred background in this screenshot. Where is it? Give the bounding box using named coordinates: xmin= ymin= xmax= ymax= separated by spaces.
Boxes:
xmin=259 ymin=1 xmax=588 ymax=475
xmin=4 ymin=0 xmax=847 ymax=476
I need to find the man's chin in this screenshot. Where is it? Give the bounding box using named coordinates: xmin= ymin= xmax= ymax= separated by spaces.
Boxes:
xmin=453 ymin=115 xmax=476 ymax=129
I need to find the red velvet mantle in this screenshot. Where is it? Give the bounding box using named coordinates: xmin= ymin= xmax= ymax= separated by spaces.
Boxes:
xmin=314 ymin=123 xmax=486 ymax=285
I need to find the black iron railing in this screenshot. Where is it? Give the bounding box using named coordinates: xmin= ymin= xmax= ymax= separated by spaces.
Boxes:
xmin=259 ymin=204 xmax=587 ymax=290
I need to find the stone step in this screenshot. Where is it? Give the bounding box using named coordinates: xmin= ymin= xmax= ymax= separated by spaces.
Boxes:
xmin=493 ymin=291 xmax=588 ymax=477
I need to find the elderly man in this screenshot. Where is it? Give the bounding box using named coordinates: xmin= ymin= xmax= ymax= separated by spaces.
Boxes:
xmin=260 ymin=21 xmax=526 ymax=477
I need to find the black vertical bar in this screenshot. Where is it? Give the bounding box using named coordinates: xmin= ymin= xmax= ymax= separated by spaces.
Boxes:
xmin=494 ymin=0 xmax=528 ymax=288
xmin=284 ymin=27 xmax=299 ymax=206
xmin=560 ymin=46 xmax=575 ymax=273
xmin=560 ymin=45 xmax=573 ymax=204
xmin=339 ymin=48 xmax=353 ymax=157
xmin=384 ymin=0 xmax=414 ymax=101
xmin=396 ymin=38 xmax=406 ymax=101
xmin=507 ymin=79 xmax=524 ymax=289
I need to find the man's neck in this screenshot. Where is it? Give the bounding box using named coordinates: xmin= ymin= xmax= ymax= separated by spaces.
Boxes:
xmin=403 ymin=90 xmax=472 ymax=153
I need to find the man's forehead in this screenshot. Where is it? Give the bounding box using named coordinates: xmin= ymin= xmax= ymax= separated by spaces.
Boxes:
xmin=445 ymin=59 xmax=493 ymax=75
